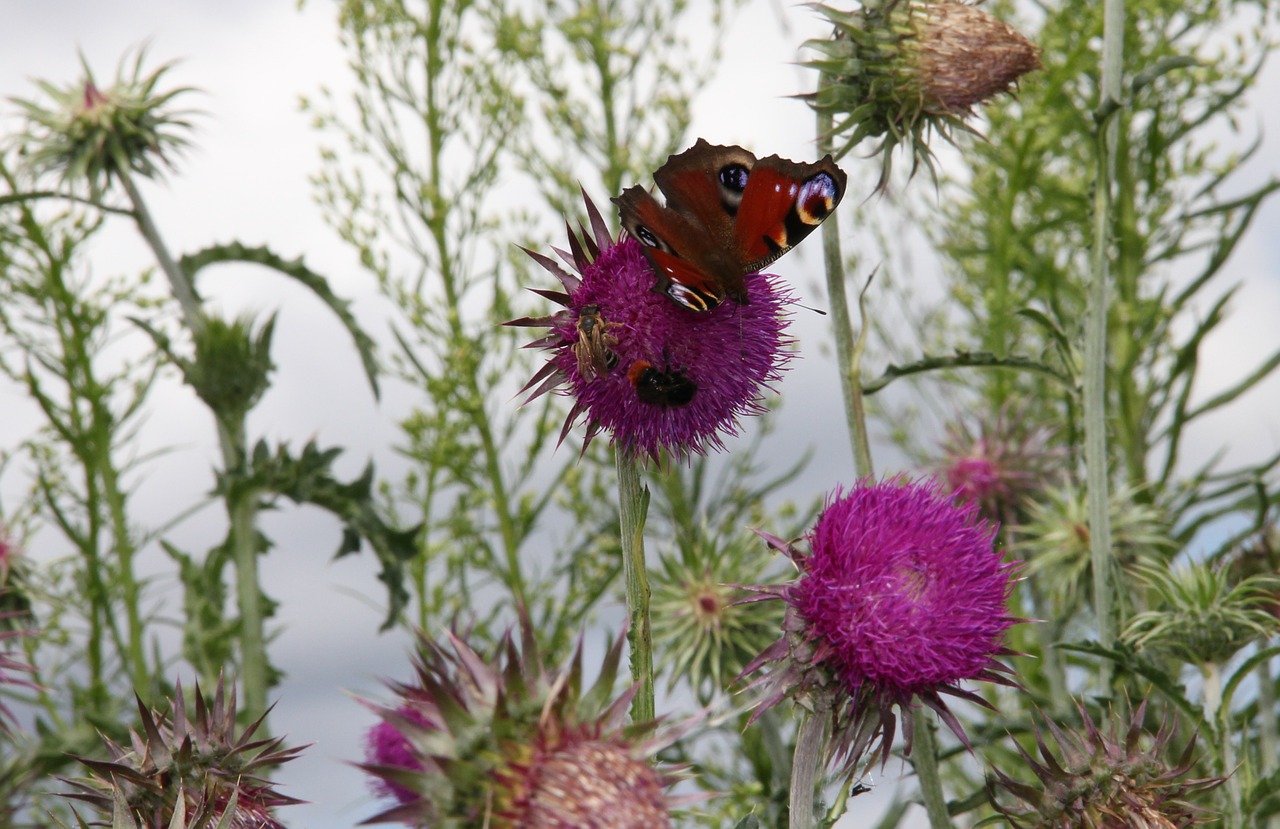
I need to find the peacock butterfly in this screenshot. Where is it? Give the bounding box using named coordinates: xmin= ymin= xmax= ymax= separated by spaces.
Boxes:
xmin=614 ymin=139 xmax=847 ymax=312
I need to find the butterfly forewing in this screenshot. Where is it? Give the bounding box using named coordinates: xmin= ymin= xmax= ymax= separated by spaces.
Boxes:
xmin=732 ymin=155 xmax=847 ymax=271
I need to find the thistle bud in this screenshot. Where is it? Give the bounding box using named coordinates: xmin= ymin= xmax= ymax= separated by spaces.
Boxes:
xmin=804 ymin=0 xmax=1041 ymax=188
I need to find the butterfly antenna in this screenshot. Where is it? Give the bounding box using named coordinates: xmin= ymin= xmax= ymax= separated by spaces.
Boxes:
xmin=793 ymin=300 xmax=828 ymax=316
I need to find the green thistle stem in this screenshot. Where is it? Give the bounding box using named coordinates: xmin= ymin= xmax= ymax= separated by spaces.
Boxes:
xmin=616 ymin=451 xmax=654 ymax=723
xmin=1259 ymin=658 xmax=1280 ymax=829
xmin=817 ymin=99 xmax=873 ymax=479
xmin=1203 ymin=660 xmax=1242 ymax=829
xmin=913 ymin=713 xmax=952 ymax=828
xmin=1084 ymin=0 xmax=1124 ymax=691
xmin=119 ymin=166 xmax=269 ymax=719
xmin=117 ymin=168 xmax=204 ymax=333
xmin=790 ymin=693 xmax=832 ymax=829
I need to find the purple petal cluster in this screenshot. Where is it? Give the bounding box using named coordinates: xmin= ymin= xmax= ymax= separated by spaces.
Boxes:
xmin=744 ymin=477 xmax=1021 ymax=773
xmin=509 ymin=195 xmax=793 ymax=458
xmin=795 ymin=478 xmax=1015 ymax=695
xmin=364 ymin=705 xmax=434 ymax=804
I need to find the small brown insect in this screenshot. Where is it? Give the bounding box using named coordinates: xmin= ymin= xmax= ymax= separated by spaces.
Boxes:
xmin=574 ymin=304 xmax=621 ymax=381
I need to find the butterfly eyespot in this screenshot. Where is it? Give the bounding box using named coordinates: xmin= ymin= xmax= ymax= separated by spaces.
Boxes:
xmin=796 ymin=173 xmax=840 ymax=225
xmin=635 ymin=225 xmax=660 ymax=247
xmin=719 ymin=163 xmax=750 ymax=193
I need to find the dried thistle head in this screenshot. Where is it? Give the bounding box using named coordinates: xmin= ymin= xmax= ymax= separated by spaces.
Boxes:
xmin=990 ymin=700 xmax=1223 ymax=828
xmin=803 ymin=0 xmax=1041 ymax=189
xmin=60 ymin=678 xmax=304 ymax=829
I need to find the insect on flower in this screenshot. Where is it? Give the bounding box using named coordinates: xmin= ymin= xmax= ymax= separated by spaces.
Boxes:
xmin=573 ymin=304 xmax=621 ymax=381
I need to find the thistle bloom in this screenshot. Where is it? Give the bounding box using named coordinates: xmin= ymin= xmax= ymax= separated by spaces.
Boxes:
xmin=61 ymin=678 xmax=304 ymax=828
xmin=743 ymin=477 xmax=1020 ymax=774
xmin=934 ymin=404 xmax=1063 ymax=525
xmin=507 ymin=193 xmax=794 ymax=459
xmin=990 ymin=700 xmax=1223 ymax=828
xmin=360 ymin=622 xmax=695 ymax=827
xmin=803 ymin=0 xmax=1041 ymax=188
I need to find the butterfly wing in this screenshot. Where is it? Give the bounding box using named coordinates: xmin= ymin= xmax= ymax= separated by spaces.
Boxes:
xmin=614 ymin=184 xmax=744 ymax=311
xmin=615 ymin=140 xmax=847 ymax=312
xmin=731 ymin=153 xmax=848 ymax=271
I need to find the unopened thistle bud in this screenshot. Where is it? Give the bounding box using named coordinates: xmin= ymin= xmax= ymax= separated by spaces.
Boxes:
xmin=804 ymin=0 xmax=1041 ymax=189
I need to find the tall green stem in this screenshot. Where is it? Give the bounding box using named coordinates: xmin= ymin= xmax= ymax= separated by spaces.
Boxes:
xmin=817 ymin=99 xmax=873 ymax=479
xmin=117 ymin=169 xmax=203 ymax=333
xmin=790 ymin=696 xmax=832 ymax=829
xmin=1258 ymin=658 xmax=1280 ymax=829
xmin=118 ymin=168 xmax=269 ymax=716
xmin=1202 ymin=661 xmax=1241 ymax=829
xmin=913 ymin=714 xmax=952 ymax=829
xmin=1084 ymin=0 xmax=1124 ymax=690
xmin=616 ymin=451 xmax=654 ymax=723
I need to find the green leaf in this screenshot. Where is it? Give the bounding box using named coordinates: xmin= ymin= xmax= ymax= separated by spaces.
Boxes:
xmin=177 ymin=242 xmax=380 ymax=398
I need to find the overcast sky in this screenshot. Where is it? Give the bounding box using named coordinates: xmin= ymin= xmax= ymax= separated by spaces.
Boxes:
xmin=2 ymin=2 xmax=1279 ymax=827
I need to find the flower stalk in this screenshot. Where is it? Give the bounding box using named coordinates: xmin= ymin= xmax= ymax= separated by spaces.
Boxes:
xmin=616 ymin=451 xmax=655 ymax=724
xmin=816 ymin=103 xmax=873 ymax=479
xmin=790 ymin=693 xmax=832 ymax=829
xmin=1084 ymin=0 xmax=1125 ymax=691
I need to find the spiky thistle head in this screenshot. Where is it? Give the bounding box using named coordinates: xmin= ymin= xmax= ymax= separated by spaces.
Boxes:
xmin=1019 ymin=484 xmax=1174 ymax=616
xmin=60 ymin=678 xmax=304 ymax=829
xmin=934 ymin=403 xmax=1064 ymax=525
xmin=742 ymin=476 xmax=1022 ymax=777
xmin=650 ymin=528 xmax=787 ymax=704
xmin=506 ymin=192 xmax=794 ymax=460
xmin=12 ymin=46 xmax=197 ymax=197
xmin=0 ymin=601 xmax=36 ymax=735
xmin=989 ymin=699 xmax=1223 ymax=828
xmin=360 ymin=620 xmax=696 ymax=827
xmin=1122 ymin=562 xmax=1280 ymax=666
xmin=803 ymin=0 xmax=1041 ymax=189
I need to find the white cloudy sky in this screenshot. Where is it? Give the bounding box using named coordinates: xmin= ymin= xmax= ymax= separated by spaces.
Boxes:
xmin=2 ymin=2 xmax=1278 ymax=828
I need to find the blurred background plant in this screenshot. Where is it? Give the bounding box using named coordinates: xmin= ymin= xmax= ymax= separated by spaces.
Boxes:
xmin=0 ymin=0 xmax=1277 ymax=826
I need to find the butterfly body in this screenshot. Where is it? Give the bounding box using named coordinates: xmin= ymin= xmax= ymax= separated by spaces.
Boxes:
xmin=615 ymin=139 xmax=847 ymax=312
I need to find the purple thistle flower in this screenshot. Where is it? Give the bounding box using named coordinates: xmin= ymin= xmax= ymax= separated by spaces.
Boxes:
xmin=934 ymin=404 xmax=1063 ymax=525
xmin=363 ymin=705 xmax=435 ymax=805
xmin=743 ymin=477 xmax=1022 ymax=775
xmin=507 ymin=192 xmax=794 ymax=459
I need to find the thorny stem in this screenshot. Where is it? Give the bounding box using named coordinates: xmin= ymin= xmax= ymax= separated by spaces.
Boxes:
xmin=118 ymin=167 xmax=270 ymax=718
xmin=1085 ymin=0 xmax=1123 ymax=691
xmin=616 ymin=451 xmax=654 ymax=723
